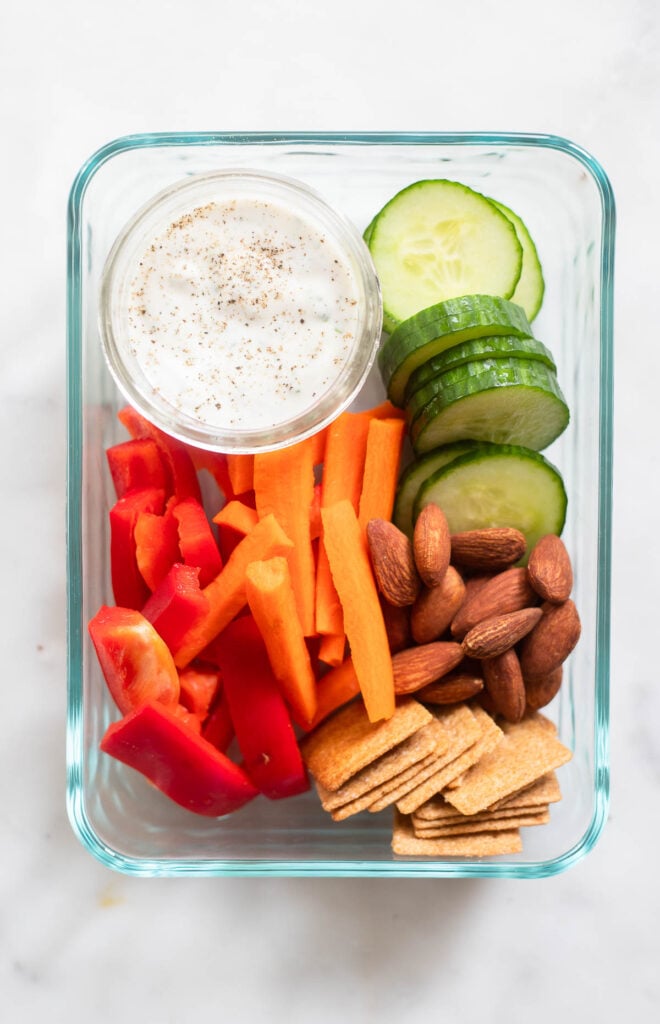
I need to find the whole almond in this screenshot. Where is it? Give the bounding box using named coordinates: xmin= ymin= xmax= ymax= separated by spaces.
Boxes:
xmin=379 ymin=597 xmax=411 ymax=654
xmin=482 ymin=648 xmax=526 ymax=723
xmin=462 ymin=607 xmax=543 ymax=659
xmin=450 ymin=527 xmax=527 ymax=570
xmin=527 ymin=534 xmax=573 ymax=603
xmin=417 ymin=666 xmax=484 ymax=705
xmin=524 ymin=665 xmax=564 ymax=712
xmin=411 ymin=566 xmax=466 ymax=644
xmin=450 ymin=567 xmax=538 ymax=638
xmin=413 ymin=503 xmax=451 ymax=587
xmin=392 ymin=641 xmax=464 ymax=695
xmin=518 ymin=599 xmax=581 ymax=679
xmin=366 ymin=519 xmax=420 ymax=606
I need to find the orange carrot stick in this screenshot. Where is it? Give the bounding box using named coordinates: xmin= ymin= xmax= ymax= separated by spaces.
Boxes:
xmin=365 ymin=399 xmax=407 ymax=420
xmin=245 ymin=556 xmax=317 ymax=728
xmin=317 ymin=631 xmax=346 ymax=668
xmin=172 ymin=513 xmax=293 ymax=668
xmin=358 ymin=417 xmax=406 ymax=529
xmin=253 ymin=437 xmax=317 ymax=636
xmin=315 ymin=411 xmax=371 ymax=636
xmin=225 ymin=454 xmax=254 ymax=496
xmin=308 ymin=658 xmax=361 ymax=730
xmin=320 ymin=500 xmax=395 ymax=722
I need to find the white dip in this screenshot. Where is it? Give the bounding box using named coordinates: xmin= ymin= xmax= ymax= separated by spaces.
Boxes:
xmin=125 ymin=197 xmax=362 ymax=431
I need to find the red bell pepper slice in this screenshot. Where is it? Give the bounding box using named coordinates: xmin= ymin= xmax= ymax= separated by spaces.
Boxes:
xmin=88 ymin=606 xmax=180 ymax=715
xmin=178 ymin=665 xmax=221 ymax=718
xmin=100 ymin=701 xmax=258 ymax=817
xmin=172 ymin=497 xmax=223 ymax=587
xmin=109 ymin=488 xmax=165 ymax=609
xmin=106 ymin=437 xmax=169 ymax=499
xmin=215 ymin=616 xmax=309 ymax=800
xmin=118 ymin=406 xmax=202 ymax=503
xmin=202 ymin=686 xmax=234 ymax=753
xmin=134 ymin=496 xmax=181 ymax=592
xmin=142 ymin=562 xmax=209 ymax=654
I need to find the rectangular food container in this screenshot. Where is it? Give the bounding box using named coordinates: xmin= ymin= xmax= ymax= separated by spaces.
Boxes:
xmin=66 ymin=132 xmax=613 ymax=877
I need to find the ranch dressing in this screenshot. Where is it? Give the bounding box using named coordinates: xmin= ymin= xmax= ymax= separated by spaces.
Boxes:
xmin=124 ymin=196 xmax=362 ymax=431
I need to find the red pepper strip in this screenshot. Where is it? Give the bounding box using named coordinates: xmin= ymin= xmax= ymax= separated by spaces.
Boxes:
xmin=106 ymin=437 xmax=169 ymax=499
xmin=212 ymin=500 xmax=259 ymax=561
xmin=100 ymin=701 xmax=259 ymax=817
xmin=88 ymin=606 xmax=180 ymax=715
xmin=202 ymin=685 xmax=234 ymax=753
xmin=172 ymin=703 xmax=204 ymax=734
xmin=215 ymin=616 xmax=309 ymax=800
xmin=109 ymin=488 xmax=165 ymax=608
xmin=186 ymin=449 xmax=235 ymax=503
xmin=178 ymin=665 xmax=221 ymax=717
xmin=117 ymin=406 xmax=202 ymax=503
xmin=134 ymin=497 xmax=181 ymax=592
xmin=172 ymin=497 xmax=223 ymax=587
xmin=142 ymin=563 xmax=209 ymax=655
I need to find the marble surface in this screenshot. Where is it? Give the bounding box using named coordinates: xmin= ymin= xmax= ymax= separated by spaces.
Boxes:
xmin=2 ymin=0 xmax=658 ymax=1020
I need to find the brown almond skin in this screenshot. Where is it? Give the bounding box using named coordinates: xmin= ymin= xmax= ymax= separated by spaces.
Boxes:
xmin=482 ymin=648 xmax=526 ymax=723
xmin=379 ymin=597 xmax=412 ymax=654
xmin=527 ymin=534 xmax=573 ymax=603
xmin=417 ymin=666 xmax=484 ymax=705
xmin=366 ymin=519 xmax=420 ymax=607
xmin=524 ymin=665 xmax=564 ymax=712
xmin=413 ymin=503 xmax=451 ymax=587
xmin=450 ymin=566 xmax=538 ymax=638
xmin=518 ymin=599 xmax=581 ymax=679
xmin=411 ymin=567 xmax=466 ymax=644
xmin=462 ymin=607 xmax=543 ymax=659
xmin=450 ymin=527 xmax=527 ymax=570
xmin=392 ymin=641 xmax=464 ymax=695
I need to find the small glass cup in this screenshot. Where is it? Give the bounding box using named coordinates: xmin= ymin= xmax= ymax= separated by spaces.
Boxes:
xmin=98 ymin=169 xmax=383 ymax=453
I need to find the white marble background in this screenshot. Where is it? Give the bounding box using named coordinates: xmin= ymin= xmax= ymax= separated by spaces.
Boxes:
xmin=1 ymin=0 xmax=657 ymax=1020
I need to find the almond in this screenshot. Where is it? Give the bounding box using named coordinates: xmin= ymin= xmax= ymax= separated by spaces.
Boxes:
xmin=482 ymin=648 xmax=526 ymax=723
xmin=392 ymin=641 xmax=464 ymax=695
xmin=450 ymin=527 xmax=527 ymax=570
xmin=366 ymin=519 xmax=420 ymax=607
xmin=462 ymin=607 xmax=543 ymax=659
xmin=411 ymin=567 xmax=466 ymax=644
xmin=417 ymin=666 xmax=484 ymax=705
xmin=527 ymin=534 xmax=573 ymax=603
xmin=450 ymin=567 xmax=538 ymax=638
xmin=413 ymin=503 xmax=451 ymax=587
xmin=518 ymin=599 xmax=581 ymax=679
xmin=379 ymin=596 xmax=412 ymax=654
xmin=524 ymin=665 xmax=564 ymax=712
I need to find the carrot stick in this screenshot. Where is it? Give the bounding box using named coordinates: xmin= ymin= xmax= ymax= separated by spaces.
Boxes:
xmin=225 ymin=454 xmax=254 ymax=496
xmin=245 ymin=556 xmax=317 ymax=728
xmin=308 ymin=425 xmax=328 ymax=466
xmin=308 ymin=658 xmax=361 ymax=730
xmin=212 ymin=500 xmax=259 ymax=560
xmin=315 ymin=411 xmax=371 ymax=636
xmin=317 ymin=631 xmax=346 ymax=668
xmin=365 ymin=399 xmax=407 ymax=420
xmin=172 ymin=513 xmax=293 ymax=667
xmin=320 ymin=500 xmax=395 ymax=722
xmin=358 ymin=417 xmax=406 ymax=529
xmin=253 ymin=437 xmax=317 ymax=636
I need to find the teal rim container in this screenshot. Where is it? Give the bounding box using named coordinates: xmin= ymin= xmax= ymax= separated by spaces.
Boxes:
xmin=67 ymin=132 xmax=613 ymax=877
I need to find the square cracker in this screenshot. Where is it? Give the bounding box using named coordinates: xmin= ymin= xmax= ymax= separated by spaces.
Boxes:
xmin=412 ymin=803 xmax=549 ymax=828
xmin=392 ymin=810 xmax=522 ymax=858
xmin=320 ymin=751 xmax=439 ymax=821
xmin=396 ymin=707 xmax=503 ymax=815
xmin=488 ymin=771 xmax=561 ymax=811
xmin=443 ymin=713 xmax=572 ymax=816
xmin=366 ymin=704 xmax=483 ymax=813
xmin=300 ymin=698 xmax=432 ymax=791
xmin=413 ymin=810 xmax=550 ymax=838
xmin=317 ymin=719 xmax=448 ymax=811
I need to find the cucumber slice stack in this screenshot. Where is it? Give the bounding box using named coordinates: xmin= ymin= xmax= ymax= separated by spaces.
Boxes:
xmin=364 ymin=178 xmax=570 ymax=556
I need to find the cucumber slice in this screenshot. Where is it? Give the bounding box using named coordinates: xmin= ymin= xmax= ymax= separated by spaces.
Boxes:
xmin=363 ymin=217 xmax=376 ymax=245
xmin=393 ymin=441 xmax=480 ymax=537
xmin=404 ymin=333 xmax=557 ymax=404
xmin=489 ymin=198 xmax=545 ymax=321
xmin=379 ymin=294 xmax=533 ymax=406
xmin=413 ymin=445 xmax=567 ymax=559
xmin=409 ymin=358 xmax=569 ymax=454
xmin=367 ymin=180 xmax=523 ymax=334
